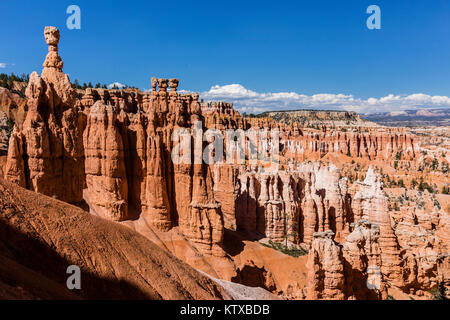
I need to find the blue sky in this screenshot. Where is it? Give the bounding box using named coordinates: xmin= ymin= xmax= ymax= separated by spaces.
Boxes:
xmin=1 ymin=0 xmax=449 ymax=113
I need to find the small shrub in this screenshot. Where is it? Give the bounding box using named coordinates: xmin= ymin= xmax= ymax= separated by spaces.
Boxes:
xmin=431 ymin=158 xmax=439 ymax=171
xmin=418 ymin=181 xmax=434 ymax=193
xmin=433 ymin=199 xmax=441 ymax=210
xmin=262 ymin=240 xmax=308 ymax=257
xmin=429 ymin=283 xmax=447 ymax=300
xmin=4 ymin=118 xmax=15 ymax=149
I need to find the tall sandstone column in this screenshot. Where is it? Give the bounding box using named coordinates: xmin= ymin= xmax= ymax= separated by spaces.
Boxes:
xmin=83 ymin=101 xmax=128 ymax=221
xmin=4 ymin=27 xmax=229 ymax=257
xmin=352 ymin=167 xmax=405 ymax=288
xmin=5 ymin=27 xmax=83 ymax=202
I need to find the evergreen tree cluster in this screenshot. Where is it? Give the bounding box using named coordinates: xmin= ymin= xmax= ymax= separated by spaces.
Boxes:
xmin=71 ymin=80 xmax=108 ymax=90
xmin=71 ymin=80 xmax=137 ymax=90
xmin=0 ymin=73 xmax=29 ymax=90
xmin=0 ymin=73 xmax=29 ymax=98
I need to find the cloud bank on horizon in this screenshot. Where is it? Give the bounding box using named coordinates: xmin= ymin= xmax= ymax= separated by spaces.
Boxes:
xmin=198 ymin=84 xmax=450 ymax=115
xmin=107 ymin=82 xmax=125 ymax=89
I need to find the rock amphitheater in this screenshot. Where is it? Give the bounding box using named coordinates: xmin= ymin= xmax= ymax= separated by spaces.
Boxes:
xmin=0 ymin=26 xmax=448 ymax=300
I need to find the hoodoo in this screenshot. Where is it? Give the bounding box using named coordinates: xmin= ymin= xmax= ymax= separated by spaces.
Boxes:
xmin=2 ymin=26 xmax=448 ymax=301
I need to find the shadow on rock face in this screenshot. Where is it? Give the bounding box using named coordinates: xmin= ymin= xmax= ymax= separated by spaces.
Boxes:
xmin=231 ymin=261 xmax=277 ymax=293
xmin=0 ymin=219 xmax=155 ymax=300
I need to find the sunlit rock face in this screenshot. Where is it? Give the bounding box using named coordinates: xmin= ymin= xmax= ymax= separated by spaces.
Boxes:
xmin=4 ymin=26 xmax=224 ymax=257
xmin=235 ymin=162 xmax=351 ymax=245
xmin=306 ymin=230 xmax=346 ymax=300
xmin=4 ymin=25 xmax=448 ymax=299
xmin=343 ymin=219 xmax=386 ymax=300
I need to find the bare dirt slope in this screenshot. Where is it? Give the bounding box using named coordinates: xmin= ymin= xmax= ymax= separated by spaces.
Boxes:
xmin=0 ymin=178 xmax=228 ymax=300
xmin=123 ymin=217 xmax=309 ymax=298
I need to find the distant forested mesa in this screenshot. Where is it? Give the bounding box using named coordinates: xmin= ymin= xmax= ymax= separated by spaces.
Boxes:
xmin=0 ymin=73 xmax=29 ymax=89
xmin=0 ymin=73 xmax=29 ymax=98
xmin=71 ymin=79 xmax=107 ymax=90
xmin=71 ymin=79 xmax=137 ymax=90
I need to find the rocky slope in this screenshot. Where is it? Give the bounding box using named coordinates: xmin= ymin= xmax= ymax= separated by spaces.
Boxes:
xmin=0 ymin=87 xmax=27 ymax=126
xmin=0 ymin=87 xmax=27 ymax=153
xmin=0 ymin=178 xmax=229 ymax=299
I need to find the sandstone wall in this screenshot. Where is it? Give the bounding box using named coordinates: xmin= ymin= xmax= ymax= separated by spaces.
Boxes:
xmin=4 ymin=27 xmax=224 ymax=257
xmin=4 ymin=26 xmax=447 ymax=299
xmin=235 ymin=162 xmax=351 ymax=244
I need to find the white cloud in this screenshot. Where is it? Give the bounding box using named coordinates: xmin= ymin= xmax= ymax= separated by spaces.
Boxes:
xmin=107 ymin=82 xmax=125 ymax=89
xmin=198 ymin=84 xmax=450 ymax=114
xmin=0 ymin=63 xmax=6 ymax=68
